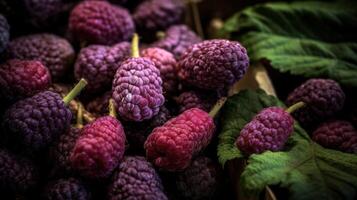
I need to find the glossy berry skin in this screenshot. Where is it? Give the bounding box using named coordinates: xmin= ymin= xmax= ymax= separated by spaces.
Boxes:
xmin=178 ymin=39 xmax=249 ymax=90
xmin=108 ymin=156 xmax=167 ymax=200
xmin=176 ymin=156 xmax=221 ymax=200
xmin=2 ymin=91 xmax=72 ymax=151
xmin=74 ymin=42 xmax=130 ymax=94
xmin=145 ymin=108 xmax=215 ymax=171
xmin=176 ymin=90 xmax=217 ymax=113
xmin=69 ymin=1 xmax=134 ymax=45
xmin=133 ymin=0 xmax=184 ymax=32
xmin=236 ymin=107 xmax=294 ymax=155
xmin=0 ymin=14 xmax=9 ymax=53
xmin=141 ymin=47 xmax=178 ymax=95
xmin=152 ymin=24 xmax=202 ymax=59
xmin=0 ymin=60 xmax=51 ymax=103
xmin=112 ymin=57 xmax=165 ymax=121
xmin=70 ymin=116 xmax=126 ymax=179
xmin=312 ymin=120 xmax=357 ymax=153
xmin=0 ymin=149 xmax=38 ymax=194
xmin=7 ymin=34 xmax=75 ymax=80
xmin=43 ymin=178 xmax=90 ymax=200
xmin=286 ymin=79 xmax=345 ymax=128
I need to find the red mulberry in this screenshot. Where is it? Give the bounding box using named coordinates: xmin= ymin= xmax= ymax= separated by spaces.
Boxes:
xmin=178 ymin=39 xmax=249 ymax=91
xmin=7 ymin=34 xmax=75 ymax=80
xmin=144 ymin=108 xmax=215 ymax=171
xmin=108 ymin=156 xmax=167 ymax=200
xmin=43 ymin=178 xmax=90 ymax=200
xmin=0 ymin=14 xmax=9 ymax=53
xmin=74 ymin=42 xmax=130 ymax=94
xmin=70 ymin=116 xmax=126 ymax=179
xmin=175 ymin=90 xmax=218 ymax=113
xmin=0 ymin=59 xmax=51 ymax=103
xmin=69 ymin=1 xmax=135 ymax=45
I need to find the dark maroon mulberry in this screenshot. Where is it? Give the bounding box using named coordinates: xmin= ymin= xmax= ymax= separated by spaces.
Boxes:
xmin=133 ymin=0 xmax=184 ymax=32
xmin=70 ymin=116 xmax=126 ymax=179
xmin=7 ymin=34 xmax=75 ymax=80
xmin=0 ymin=59 xmax=51 ymax=103
xmin=178 ymin=39 xmax=249 ymax=90
xmin=69 ymin=1 xmax=135 ymax=45
xmin=0 ymin=14 xmax=9 ymax=53
xmin=175 ymin=90 xmax=218 ymax=113
xmin=286 ymin=79 xmax=345 ymax=128
xmin=0 ymin=149 xmax=38 ymax=194
xmin=108 ymin=156 xmax=167 ymax=200
xmin=86 ymin=91 xmax=112 ymax=117
xmin=312 ymin=120 xmax=357 ymax=153
xmin=151 ymin=24 xmax=202 ymax=59
xmin=176 ymin=156 xmax=222 ymax=200
xmin=145 ymin=108 xmax=215 ymax=171
xmin=43 ymin=178 xmax=90 ymax=200
xmin=74 ymin=42 xmax=130 ymax=94
xmin=141 ymin=47 xmax=178 ymax=95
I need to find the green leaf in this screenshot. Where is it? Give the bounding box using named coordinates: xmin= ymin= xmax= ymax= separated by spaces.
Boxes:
xmin=217 ymin=89 xmax=357 ymax=200
xmin=221 ymin=1 xmax=357 ymax=87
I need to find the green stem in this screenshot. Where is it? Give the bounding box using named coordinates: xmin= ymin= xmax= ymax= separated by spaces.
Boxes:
xmin=131 ymin=33 xmax=140 ymax=58
xmin=75 ymin=103 xmax=84 ymax=129
xmin=209 ymin=97 xmax=227 ymax=118
xmin=286 ymin=101 xmax=305 ymax=114
xmin=63 ymin=78 xmax=87 ymax=106
xmin=109 ymin=99 xmax=117 ymax=118
xmin=156 ymin=31 xmax=165 ymax=39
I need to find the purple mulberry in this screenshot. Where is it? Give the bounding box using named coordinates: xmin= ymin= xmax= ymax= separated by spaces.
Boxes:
xmin=86 ymin=91 xmax=112 ymax=117
xmin=43 ymin=178 xmax=90 ymax=200
xmin=175 ymin=90 xmax=218 ymax=113
xmin=236 ymin=107 xmax=294 ymax=155
xmin=286 ymin=79 xmax=345 ymax=128
xmin=0 ymin=14 xmax=9 ymax=53
xmin=141 ymin=47 xmax=178 ymax=95
xmin=70 ymin=116 xmax=126 ymax=179
xmin=151 ymin=24 xmax=202 ymax=59
xmin=112 ymin=57 xmax=165 ymax=121
xmin=312 ymin=120 xmax=357 ymax=153
xmin=0 ymin=149 xmax=38 ymax=194
xmin=133 ymin=0 xmax=184 ymax=32
xmin=7 ymin=33 xmax=75 ymax=80
xmin=145 ymin=108 xmax=215 ymax=171
xmin=0 ymin=59 xmax=51 ymax=103
xmin=178 ymin=39 xmax=249 ymax=91
xmin=2 ymin=91 xmax=72 ymax=151
xmin=69 ymin=1 xmax=135 ymax=45
xmin=176 ymin=156 xmax=222 ymax=200
xmin=74 ymin=42 xmax=130 ymax=94
xmin=108 ymin=156 xmax=168 ymax=200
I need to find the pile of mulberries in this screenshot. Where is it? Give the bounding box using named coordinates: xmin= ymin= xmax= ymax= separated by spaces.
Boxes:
xmin=42 ymin=178 xmax=90 ymax=200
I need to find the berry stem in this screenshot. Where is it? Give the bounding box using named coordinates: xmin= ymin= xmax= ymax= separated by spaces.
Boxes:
xmin=131 ymin=33 xmax=140 ymax=58
xmin=209 ymin=97 xmax=227 ymax=117
xmin=63 ymin=78 xmax=88 ymax=106
xmin=156 ymin=31 xmax=165 ymax=39
xmin=75 ymin=103 xmax=84 ymax=129
xmin=286 ymin=101 xmax=305 ymax=114
xmin=109 ymin=99 xmax=117 ymax=118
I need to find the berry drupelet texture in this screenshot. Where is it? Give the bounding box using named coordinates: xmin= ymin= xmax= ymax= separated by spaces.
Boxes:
xmin=145 ymin=108 xmax=215 ymax=171
xmin=0 ymin=149 xmax=38 ymax=194
xmin=7 ymin=34 xmax=75 ymax=80
xmin=112 ymin=57 xmax=165 ymax=121
xmin=286 ymin=79 xmax=345 ymax=128
xmin=236 ymin=107 xmax=294 ymax=155
xmin=0 ymin=14 xmax=9 ymax=53
xmin=312 ymin=120 xmax=357 ymax=153
xmin=2 ymin=91 xmax=72 ymax=151
xmin=176 ymin=156 xmax=221 ymax=200
xmin=70 ymin=116 xmax=126 ymax=179
xmin=69 ymin=1 xmax=134 ymax=45
xmin=152 ymin=24 xmax=202 ymax=59
xmin=141 ymin=47 xmax=178 ymax=95
xmin=74 ymin=42 xmax=130 ymax=94
xmin=43 ymin=178 xmax=90 ymax=200
xmin=133 ymin=0 xmax=184 ymax=32
xmin=178 ymin=39 xmax=249 ymax=91
xmin=176 ymin=90 xmax=218 ymax=113
xmin=86 ymin=91 xmax=112 ymax=117
xmin=0 ymin=59 xmax=51 ymax=103
xmin=108 ymin=156 xmax=168 ymax=200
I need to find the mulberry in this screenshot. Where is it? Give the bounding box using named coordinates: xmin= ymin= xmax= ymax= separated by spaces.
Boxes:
xmin=286 ymin=79 xmax=345 ymax=128
xmin=145 ymin=108 xmax=215 ymax=171
xmin=69 ymin=1 xmax=134 ymax=45
xmin=7 ymin=34 xmax=75 ymax=80
xmin=43 ymin=178 xmax=90 ymax=200
xmin=178 ymin=39 xmax=249 ymax=90
xmin=86 ymin=91 xmax=112 ymax=117
xmin=175 ymin=90 xmax=218 ymax=113
xmin=0 ymin=14 xmax=9 ymax=53
xmin=108 ymin=156 xmax=167 ymax=200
